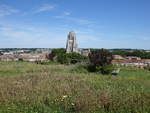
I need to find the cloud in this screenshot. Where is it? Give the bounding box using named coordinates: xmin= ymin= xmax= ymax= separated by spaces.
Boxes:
xmin=139 ymin=36 xmax=150 ymax=41
xmin=68 ymin=17 xmax=94 ymax=25
xmin=33 ymin=4 xmax=56 ymax=14
xmin=54 ymin=11 xmax=71 ymax=18
xmin=0 ymin=5 xmax=19 ymax=17
xmin=54 ymin=12 xmax=94 ymax=25
xmin=63 ymin=11 xmax=71 ymax=16
xmin=0 ymin=23 xmax=67 ymax=48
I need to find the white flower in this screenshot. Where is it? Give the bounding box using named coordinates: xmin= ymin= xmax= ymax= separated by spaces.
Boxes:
xmin=71 ymin=103 xmax=75 ymax=106
xmin=63 ymin=95 xmax=68 ymax=98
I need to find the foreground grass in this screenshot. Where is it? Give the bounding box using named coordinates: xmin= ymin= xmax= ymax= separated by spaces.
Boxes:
xmin=0 ymin=62 xmax=150 ymax=113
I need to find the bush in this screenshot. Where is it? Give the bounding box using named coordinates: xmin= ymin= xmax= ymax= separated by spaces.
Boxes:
xmin=18 ymin=58 xmax=23 ymax=61
xmin=87 ymin=64 xmax=96 ymax=72
xmin=89 ymin=49 xmax=112 ymax=66
xmin=57 ymin=52 xmax=88 ymax=64
xmin=57 ymin=54 xmax=71 ymax=64
xmin=89 ymin=48 xmax=113 ymax=74
xmin=96 ymin=65 xmax=114 ymax=75
xmin=47 ymin=49 xmax=88 ymax=65
xmin=144 ymin=65 xmax=150 ymax=71
xmin=68 ymin=52 xmax=88 ymax=64
xmin=46 ymin=53 xmax=56 ymax=61
xmin=51 ymin=48 xmax=66 ymax=55
xmin=46 ymin=48 xmax=66 ymax=61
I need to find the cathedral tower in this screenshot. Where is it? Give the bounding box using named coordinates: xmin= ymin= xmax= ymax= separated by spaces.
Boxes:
xmin=66 ymin=31 xmax=78 ymax=53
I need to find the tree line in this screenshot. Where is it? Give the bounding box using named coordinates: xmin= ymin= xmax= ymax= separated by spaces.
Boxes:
xmin=111 ymin=49 xmax=150 ymax=59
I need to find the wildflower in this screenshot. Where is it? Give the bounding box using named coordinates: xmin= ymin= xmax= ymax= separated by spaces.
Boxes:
xmin=71 ymin=103 xmax=75 ymax=106
xmin=62 ymin=95 xmax=68 ymax=98
xmin=61 ymin=99 xmax=64 ymax=102
xmin=55 ymin=99 xmax=59 ymax=102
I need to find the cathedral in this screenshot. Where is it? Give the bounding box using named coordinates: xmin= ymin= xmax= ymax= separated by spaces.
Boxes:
xmin=66 ymin=31 xmax=78 ymax=53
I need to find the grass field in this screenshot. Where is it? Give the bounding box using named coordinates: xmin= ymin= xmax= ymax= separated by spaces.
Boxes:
xmin=0 ymin=61 xmax=150 ymax=113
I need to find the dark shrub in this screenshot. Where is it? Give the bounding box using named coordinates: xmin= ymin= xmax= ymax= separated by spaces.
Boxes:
xmin=87 ymin=64 xmax=96 ymax=72
xmin=89 ymin=49 xmax=112 ymax=66
xmin=144 ymin=65 xmax=150 ymax=71
xmin=46 ymin=53 xmax=55 ymax=61
xmin=89 ymin=48 xmax=113 ymax=74
xmin=18 ymin=58 xmax=23 ymax=61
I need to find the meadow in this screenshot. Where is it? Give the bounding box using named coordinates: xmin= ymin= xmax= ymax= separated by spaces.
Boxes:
xmin=0 ymin=61 xmax=150 ymax=113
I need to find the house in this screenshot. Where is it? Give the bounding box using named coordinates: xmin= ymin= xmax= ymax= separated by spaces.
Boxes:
xmin=0 ymin=53 xmax=48 ymax=62
xmin=113 ymin=55 xmax=125 ymax=60
xmin=0 ymin=55 xmax=19 ymax=61
xmin=125 ymin=56 xmax=141 ymax=60
xmin=112 ymin=59 xmax=150 ymax=69
xmin=18 ymin=53 xmax=47 ymax=62
xmin=81 ymin=49 xmax=90 ymax=56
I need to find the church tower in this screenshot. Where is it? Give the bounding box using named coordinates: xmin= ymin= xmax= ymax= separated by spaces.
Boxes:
xmin=66 ymin=31 xmax=78 ymax=53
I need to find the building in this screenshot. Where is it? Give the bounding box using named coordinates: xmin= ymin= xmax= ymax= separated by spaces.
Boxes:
xmin=112 ymin=59 xmax=150 ymax=69
xmin=18 ymin=53 xmax=47 ymax=62
xmin=81 ymin=49 xmax=90 ymax=56
xmin=0 ymin=53 xmax=47 ymax=62
xmin=125 ymin=56 xmax=141 ymax=60
xmin=113 ymin=55 xmax=125 ymax=60
xmin=66 ymin=31 xmax=78 ymax=53
xmin=0 ymin=54 xmax=19 ymax=61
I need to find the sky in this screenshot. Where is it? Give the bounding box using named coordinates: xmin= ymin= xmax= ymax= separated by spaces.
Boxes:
xmin=0 ymin=0 xmax=150 ymax=49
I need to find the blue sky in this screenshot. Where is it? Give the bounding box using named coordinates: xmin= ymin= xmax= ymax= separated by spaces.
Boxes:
xmin=0 ymin=0 xmax=150 ymax=49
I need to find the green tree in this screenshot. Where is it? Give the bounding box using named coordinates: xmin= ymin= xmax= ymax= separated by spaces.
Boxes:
xmin=57 ymin=52 xmax=88 ymax=64
xmin=51 ymin=48 xmax=66 ymax=55
xmin=57 ymin=54 xmax=70 ymax=64
xmin=47 ymin=48 xmax=66 ymax=61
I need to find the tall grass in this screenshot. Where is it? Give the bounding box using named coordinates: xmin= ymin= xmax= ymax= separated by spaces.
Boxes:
xmin=0 ymin=62 xmax=150 ymax=113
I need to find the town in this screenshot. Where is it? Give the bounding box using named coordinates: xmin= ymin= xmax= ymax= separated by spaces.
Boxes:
xmin=0 ymin=31 xmax=150 ymax=69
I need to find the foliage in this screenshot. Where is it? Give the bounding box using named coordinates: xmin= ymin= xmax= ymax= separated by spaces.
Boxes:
xmin=96 ymin=64 xmax=114 ymax=75
xmin=57 ymin=52 xmax=88 ymax=64
xmin=57 ymin=53 xmax=70 ymax=64
xmin=46 ymin=52 xmax=55 ymax=61
xmin=46 ymin=48 xmax=66 ymax=61
xmin=89 ymin=49 xmax=113 ymax=66
xmin=18 ymin=58 xmax=23 ymax=61
xmin=144 ymin=64 xmax=150 ymax=71
xmin=51 ymin=48 xmax=66 ymax=55
xmin=89 ymin=49 xmax=113 ymax=74
xmin=47 ymin=48 xmax=88 ymax=64
xmin=111 ymin=49 xmax=150 ymax=59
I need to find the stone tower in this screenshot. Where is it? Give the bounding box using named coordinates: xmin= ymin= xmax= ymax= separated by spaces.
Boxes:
xmin=66 ymin=31 xmax=78 ymax=53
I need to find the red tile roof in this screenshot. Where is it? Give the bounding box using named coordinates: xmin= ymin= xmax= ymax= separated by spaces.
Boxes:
xmin=112 ymin=59 xmax=150 ymax=64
